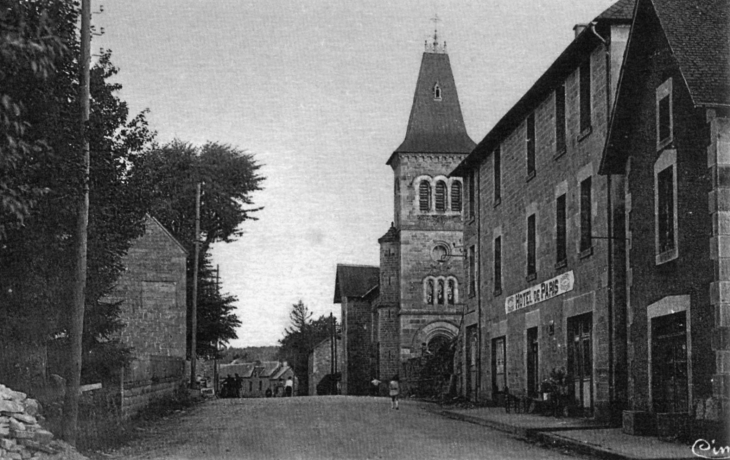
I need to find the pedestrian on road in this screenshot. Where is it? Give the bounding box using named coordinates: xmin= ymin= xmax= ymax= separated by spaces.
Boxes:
xmin=389 ymin=375 xmax=400 ymax=410
xmin=285 ymin=377 xmax=293 ymax=397
xmin=371 ymin=378 xmax=381 ymax=396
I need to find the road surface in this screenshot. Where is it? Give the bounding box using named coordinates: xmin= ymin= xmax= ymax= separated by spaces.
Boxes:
xmin=112 ymin=396 xmax=579 ymax=460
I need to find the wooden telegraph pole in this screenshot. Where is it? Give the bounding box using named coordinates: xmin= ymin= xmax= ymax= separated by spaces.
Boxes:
xmin=190 ymin=182 xmax=201 ymax=388
xmin=63 ymin=0 xmax=91 ymax=444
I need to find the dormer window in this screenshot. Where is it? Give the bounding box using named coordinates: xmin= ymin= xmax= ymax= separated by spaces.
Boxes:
xmin=433 ymin=83 xmax=442 ymax=101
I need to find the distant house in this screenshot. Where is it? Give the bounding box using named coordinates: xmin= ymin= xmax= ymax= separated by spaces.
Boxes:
xmin=111 ymin=215 xmax=188 ymax=417
xmin=219 ymin=360 xmax=297 ymax=397
xmin=601 ymin=0 xmax=729 ymax=437
xmin=308 ymin=337 xmax=343 ymax=395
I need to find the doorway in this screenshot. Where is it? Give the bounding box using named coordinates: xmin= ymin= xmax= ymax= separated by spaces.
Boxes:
xmin=491 ymin=336 xmax=506 ymax=402
xmin=567 ymin=313 xmax=592 ymax=415
xmin=466 ymin=326 xmax=478 ymax=399
xmin=651 ymin=311 xmax=688 ymax=413
xmin=526 ymin=327 xmax=539 ymax=397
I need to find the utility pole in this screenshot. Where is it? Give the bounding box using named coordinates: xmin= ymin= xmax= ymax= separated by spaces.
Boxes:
xmin=63 ymin=0 xmax=91 ymax=444
xmin=190 ymin=182 xmax=201 ymax=388
xmin=330 ymin=313 xmax=334 ymax=394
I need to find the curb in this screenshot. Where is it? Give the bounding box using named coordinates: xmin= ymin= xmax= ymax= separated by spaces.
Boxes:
xmin=439 ymin=410 xmax=696 ymax=460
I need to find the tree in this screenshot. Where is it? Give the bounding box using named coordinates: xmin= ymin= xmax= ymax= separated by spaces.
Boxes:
xmin=191 ymin=256 xmax=241 ymax=359
xmin=277 ymin=301 xmax=337 ymax=395
xmin=0 ymin=0 xmax=71 ymax=234
xmin=0 ymin=0 xmax=154 ymax=397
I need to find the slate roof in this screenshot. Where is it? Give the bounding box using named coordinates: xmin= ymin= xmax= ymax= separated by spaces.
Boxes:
xmin=651 ymin=0 xmax=729 ymax=106
xmin=257 ymin=361 xmax=282 ymax=378
xmin=597 ymin=0 xmax=637 ymax=20
xmin=219 ymin=362 xmax=255 ymax=378
xmin=378 ymin=223 xmax=400 ymax=243
xmin=271 ymin=364 xmax=293 ymax=380
xmin=333 ymin=264 xmax=379 ymax=303
xmin=451 ymin=0 xmax=634 ymax=176
xmin=389 ymin=51 xmax=476 ymax=162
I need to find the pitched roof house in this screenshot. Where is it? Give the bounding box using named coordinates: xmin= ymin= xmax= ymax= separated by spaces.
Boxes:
xmin=600 ymin=0 xmax=729 ymax=438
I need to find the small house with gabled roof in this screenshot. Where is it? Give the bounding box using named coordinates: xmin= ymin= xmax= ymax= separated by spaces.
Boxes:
xmin=601 ymin=0 xmax=729 ymax=438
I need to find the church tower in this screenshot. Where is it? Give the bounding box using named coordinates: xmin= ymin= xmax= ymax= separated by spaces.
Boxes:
xmin=375 ymin=27 xmax=475 ymax=383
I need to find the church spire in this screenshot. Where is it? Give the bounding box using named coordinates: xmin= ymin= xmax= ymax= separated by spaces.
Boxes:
xmin=389 ymin=23 xmax=475 ymax=160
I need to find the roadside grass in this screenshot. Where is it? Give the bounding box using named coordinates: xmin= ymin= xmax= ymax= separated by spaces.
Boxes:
xmin=42 ymin=385 xmax=201 ymax=458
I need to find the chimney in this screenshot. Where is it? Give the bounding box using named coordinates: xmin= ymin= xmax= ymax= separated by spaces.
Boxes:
xmin=573 ymin=24 xmax=588 ymax=39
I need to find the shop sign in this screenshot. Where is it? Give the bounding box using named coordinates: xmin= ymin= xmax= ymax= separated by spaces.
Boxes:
xmin=505 ymin=271 xmax=574 ymax=314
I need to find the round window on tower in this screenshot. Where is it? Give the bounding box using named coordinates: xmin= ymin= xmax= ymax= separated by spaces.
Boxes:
xmin=431 ymin=244 xmax=449 ymax=262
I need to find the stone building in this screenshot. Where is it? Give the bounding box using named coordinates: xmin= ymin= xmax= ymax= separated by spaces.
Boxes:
xmin=601 ymin=0 xmax=729 ymax=437
xmin=219 ymin=360 xmax=297 ymax=397
xmin=334 ymin=30 xmax=474 ymax=395
xmin=112 ymin=215 xmax=188 ymax=416
xmin=451 ymin=0 xmax=633 ymax=421
xmin=308 ymin=337 xmax=343 ymax=395
xmin=334 ymin=264 xmax=379 ymax=395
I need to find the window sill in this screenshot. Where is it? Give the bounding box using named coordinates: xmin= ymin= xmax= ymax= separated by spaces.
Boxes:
xmin=554 ymin=147 xmax=566 ymax=160
xmin=579 ymin=246 xmax=594 ymax=259
xmin=578 ymin=126 xmax=592 ymax=142
xmin=656 ymin=247 xmax=678 ymax=265
xmin=493 ymin=288 xmax=502 ymax=297
xmin=526 ymin=170 xmax=536 ymax=182
xmin=494 ymin=197 xmax=501 ymax=208
xmin=526 ymin=272 xmax=537 ymax=282
xmin=555 ymin=259 xmax=568 ymax=270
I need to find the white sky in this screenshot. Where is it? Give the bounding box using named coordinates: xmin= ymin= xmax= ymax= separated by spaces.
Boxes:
xmin=94 ymin=0 xmax=619 ymax=347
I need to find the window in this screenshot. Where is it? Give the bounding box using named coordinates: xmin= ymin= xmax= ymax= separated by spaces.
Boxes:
xmin=654 ymin=150 xmax=678 ymax=264
xmin=527 ymin=113 xmax=536 ymax=177
xmin=494 ymin=236 xmax=502 ymax=294
xmin=580 ymin=177 xmax=592 ymax=253
xmin=656 ymin=78 xmax=673 ymax=150
xmin=447 ymin=279 xmax=456 ymax=305
xmin=259 ymin=380 xmax=262 ymax=391
xmin=426 ymin=279 xmax=434 ymax=304
xmin=468 ymin=246 xmax=476 ymax=296
xmin=527 ymin=214 xmax=536 ymax=277
xmin=435 ymin=180 xmax=446 ymax=212
xmin=657 ymin=166 xmax=676 ymax=255
xmin=433 ymin=83 xmax=442 ymax=101
xmin=579 ymin=59 xmax=591 ymax=133
xmin=555 ymin=84 xmax=566 ymax=153
xmin=468 ymin=172 xmax=475 ymax=218
xmin=437 ymin=279 xmax=444 ymax=305
xmin=556 ymin=193 xmax=567 ymax=265
xmin=419 ymin=181 xmax=431 ymax=212
xmin=451 ymin=181 xmax=462 ymax=212
xmin=494 ymin=146 xmax=501 ymax=204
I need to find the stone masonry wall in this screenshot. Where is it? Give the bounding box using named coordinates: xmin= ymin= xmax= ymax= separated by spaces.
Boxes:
xmin=466 ymin=38 xmax=623 ymax=417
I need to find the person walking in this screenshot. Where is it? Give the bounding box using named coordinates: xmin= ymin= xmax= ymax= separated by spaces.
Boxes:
xmin=285 ymin=376 xmax=293 ymax=397
xmin=389 ymin=375 xmax=400 ymax=410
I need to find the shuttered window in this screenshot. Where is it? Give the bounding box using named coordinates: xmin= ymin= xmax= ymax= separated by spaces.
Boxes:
xmin=435 ymin=181 xmax=446 ymax=212
xmin=451 ymin=181 xmax=462 ymax=212
xmin=419 ymin=181 xmax=431 ymax=212
xmin=580 ymin=177 xmax=592 ymax=252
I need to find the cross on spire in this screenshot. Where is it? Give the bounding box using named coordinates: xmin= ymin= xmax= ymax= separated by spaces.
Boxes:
xmin=425 ymin=14 xmax=446 ymax=53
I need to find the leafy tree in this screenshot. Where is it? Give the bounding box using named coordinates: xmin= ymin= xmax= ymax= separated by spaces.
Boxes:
xmin=0 ymin=0 xmax=71 ymax=233
xmin=277 ymin=301 xmax=337 ymax=395
xmin=190 ymin=255 xmax=241 ymax=359
xmin=0 ymin=0 xmax=155 ymax=390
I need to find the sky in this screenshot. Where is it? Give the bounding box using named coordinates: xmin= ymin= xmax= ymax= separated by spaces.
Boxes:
xmin=93 ymin=0 xmax=619 ymax=348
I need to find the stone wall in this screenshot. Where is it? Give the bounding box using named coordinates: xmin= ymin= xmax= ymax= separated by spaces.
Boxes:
xmin=459 ymin=30 xmax=627 ymax=416
xmin=309 ymin=338 xmax=342 ymax=395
